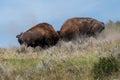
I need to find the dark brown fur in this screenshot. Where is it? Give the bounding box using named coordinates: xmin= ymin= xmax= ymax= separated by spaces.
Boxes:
xmin=16 ymin=23 xmax=59 ymax=48
xmin=59 ymin=17 xmax=105 ymax=41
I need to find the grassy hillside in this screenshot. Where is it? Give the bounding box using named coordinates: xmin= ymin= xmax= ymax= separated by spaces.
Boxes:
xmin=0 ymin=21 xmax=120 ymax=80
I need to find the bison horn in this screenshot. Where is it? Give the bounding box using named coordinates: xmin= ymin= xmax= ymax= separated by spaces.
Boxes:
xmin=16 ymin=35 xmax=20 ymax=38
xmin=16 ymin=32 xmax=23 ymax=38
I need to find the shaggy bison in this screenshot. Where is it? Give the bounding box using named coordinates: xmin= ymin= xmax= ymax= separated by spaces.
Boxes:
xmin=16 ymin=23 xmax=59 ymax=48
xmin=58 ymin=17 xmax=105 ymax=41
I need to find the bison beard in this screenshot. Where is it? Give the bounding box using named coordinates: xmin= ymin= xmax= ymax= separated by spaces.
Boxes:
xmin=16 ymin=23 xmax=59 ymax=48
xmin=59 ymin=17 xmax=105 ymax=41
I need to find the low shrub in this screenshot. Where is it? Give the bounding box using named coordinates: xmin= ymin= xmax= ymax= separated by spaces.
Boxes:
xmin=93 ymin=55 xmax=119 ymax=79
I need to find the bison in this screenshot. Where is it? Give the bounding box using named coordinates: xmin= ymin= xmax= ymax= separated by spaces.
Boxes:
xmin=16 ymin=23 xmax=59 ymax=48
xmin=58 ymin=17 xmax=105 ymax=41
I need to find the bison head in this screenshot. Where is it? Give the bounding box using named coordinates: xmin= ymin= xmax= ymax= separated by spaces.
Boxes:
xmin=16 ymin=32 xmax=24 ymax=44
xmin=92 ymin=22 xmax=105 ymax=36
xmin=56 ymin=30 xmax=61 ymax=39
xmin=98 ymin=22 xmax=105 ymax=33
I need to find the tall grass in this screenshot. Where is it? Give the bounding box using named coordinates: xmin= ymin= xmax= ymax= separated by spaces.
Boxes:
xmin=0 ymin=21 xmax=120 ymax=80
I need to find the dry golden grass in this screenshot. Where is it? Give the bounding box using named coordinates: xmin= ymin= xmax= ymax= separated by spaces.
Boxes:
xmin=0 ymin=21 xmax=120 ymax=80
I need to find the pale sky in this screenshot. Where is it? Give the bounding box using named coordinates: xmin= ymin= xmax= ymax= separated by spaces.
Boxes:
xmin=0 ymin=0 xmax=120 ymax=47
